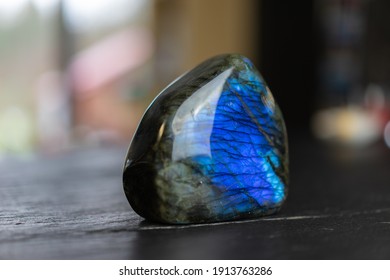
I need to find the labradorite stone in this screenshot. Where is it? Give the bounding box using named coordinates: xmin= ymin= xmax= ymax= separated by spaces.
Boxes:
xmin=123 ymin=54 xmax=288 ymax=224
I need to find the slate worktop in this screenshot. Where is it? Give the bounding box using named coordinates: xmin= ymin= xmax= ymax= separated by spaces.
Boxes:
xmin=1 ymin=132 xmax=390 ymax=259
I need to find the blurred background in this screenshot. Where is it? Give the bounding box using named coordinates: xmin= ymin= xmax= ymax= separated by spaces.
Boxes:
xmin=1 ymin=0 xmax=390 ymax=157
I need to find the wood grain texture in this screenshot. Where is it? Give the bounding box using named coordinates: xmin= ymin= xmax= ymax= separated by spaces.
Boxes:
xmin=1 ymin=133 xmax=390 ymax=259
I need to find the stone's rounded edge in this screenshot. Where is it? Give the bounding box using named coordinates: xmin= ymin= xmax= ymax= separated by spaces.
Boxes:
xmin=271 ymin=87 xmax=289 ymax=201
xmin=280 ymin=111 xmax=289 ymax=190
xmin=123 ymin=162 xmax=158 ymax=222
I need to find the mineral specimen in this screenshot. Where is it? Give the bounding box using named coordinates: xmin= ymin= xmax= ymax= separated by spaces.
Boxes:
xmin=123 ymin=54 xmax=288 ymax=224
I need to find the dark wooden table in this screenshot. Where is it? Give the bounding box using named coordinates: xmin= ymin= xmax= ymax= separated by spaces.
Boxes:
xmin=1 ymin=132 xmax=390 ymax=259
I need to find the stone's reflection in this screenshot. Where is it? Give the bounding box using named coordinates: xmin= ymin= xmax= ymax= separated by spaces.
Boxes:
xmin=129 ymin=219 xmax=292 ymax=259
xmin=123 ymin=54 xmax=288 ymax=224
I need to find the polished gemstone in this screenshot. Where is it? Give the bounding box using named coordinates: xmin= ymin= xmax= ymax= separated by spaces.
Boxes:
xmin=123 ymin=54 xmax=288 ymax=224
